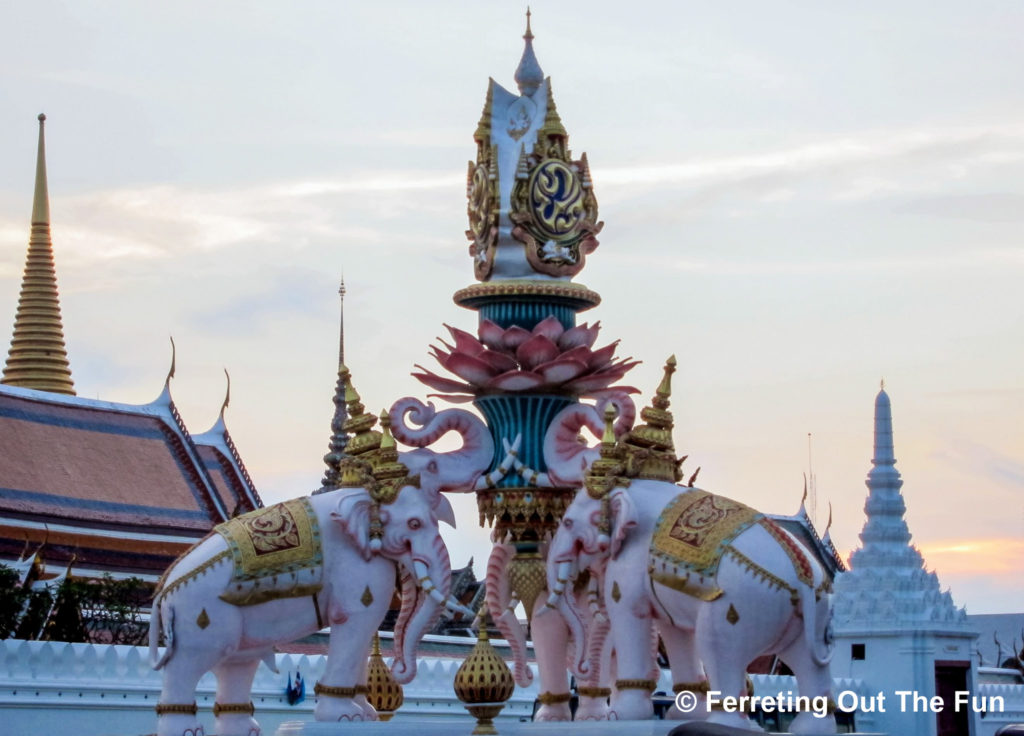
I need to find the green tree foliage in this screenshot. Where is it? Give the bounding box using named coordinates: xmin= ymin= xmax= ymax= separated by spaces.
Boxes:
xmin=0 ymin=565 xmax=153 ymax=644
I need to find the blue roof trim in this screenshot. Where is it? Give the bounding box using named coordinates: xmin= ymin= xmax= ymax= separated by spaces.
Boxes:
xmin=0 ymin=402 xmax=167 ymax=439
xmin=0 ymin=486 xmax=209 ymax=523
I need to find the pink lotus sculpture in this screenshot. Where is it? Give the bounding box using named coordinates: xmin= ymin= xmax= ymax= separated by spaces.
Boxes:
xmin=414 ymin=316 xmax=639 ymax=401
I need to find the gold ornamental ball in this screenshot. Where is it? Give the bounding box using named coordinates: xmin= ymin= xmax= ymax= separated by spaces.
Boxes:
xmin=365 ymin=634 xmax=403 ymax=720
xmin=454 ymin=620 xmax=515 ymax=705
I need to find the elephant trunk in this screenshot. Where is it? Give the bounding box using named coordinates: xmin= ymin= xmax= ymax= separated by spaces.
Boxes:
xmin=543 ymin=404 xmax=606 ymax=486
xmin=543 ymin=559 xmax=589 ymax=678
xmin=582 ymin=573 xmax=611 ymax=688
xmin=390 ymin=398 xmax=495 ymax=493
xmin=486 ymin=543 xmax=532 ymax=687
xmin=391 ymin=536 xmax=451 ymax=684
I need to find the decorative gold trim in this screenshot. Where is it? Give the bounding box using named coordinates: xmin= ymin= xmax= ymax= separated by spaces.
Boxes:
xmin=724 ymin=546 xmax=799 ymax=602
xmin=615 ymin=679 xmax=657 ymax=692
xmin=155 ymin=702 xmax=198 ymax=716
xmin=537 ymin=691 xmax=572 ymax=705
xmin=577 ymin=687 xmax=612 ymax=698
xmin=159 ymin=550 xmax=231 ymax=600
xmin=453 ymin=281 xmax=600 ymax=310
xmin=672 ymin=681 xmax=709 ymax=694
xmin=213 ymin=701 xmax=254 ymax=717
xmin=314 ymin=682 xmax=360 ymax=699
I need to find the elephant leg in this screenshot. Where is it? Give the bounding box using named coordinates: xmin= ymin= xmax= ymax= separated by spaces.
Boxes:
xmin=157 ymin=656 xmax=209 ymax=736
xmin=658 ymin=624 xmax=709 ymax=722
xmin=695 ymin=600 xmax=758 ymax=731
xmin=607 ymin=610 xmax=655 ymax=720
xmin=778 ymin=638 xmax=836 ymax=735
xmin=212 ymin=658 xmax=262 ymax=736
xmin=314 ymin=620 xmax=379 ymax=722
xmin=530 ymin=595 xmax=573 ymax=722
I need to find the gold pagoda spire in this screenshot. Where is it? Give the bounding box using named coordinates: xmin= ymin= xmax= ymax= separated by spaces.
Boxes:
xmin=2 ymin=114 xmax=75 ymax=395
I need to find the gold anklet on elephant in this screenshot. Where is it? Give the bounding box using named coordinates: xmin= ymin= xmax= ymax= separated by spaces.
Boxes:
xmin=213 ymin=702 xmax=255 ymax=716
xmin=672 ymin=680 xmax=709 ymax=694
xmin=577 ymin=687 xmax=612 ymax=698
xmin=615 ymin=679 xmax=658 ymax=692
xmin=537 ymin=691 xmax=572 ymax=705
xmin=314 ymin=682 xmax=360 ymax=698
xmin=155 ymin=702 xmax=198 ymax=715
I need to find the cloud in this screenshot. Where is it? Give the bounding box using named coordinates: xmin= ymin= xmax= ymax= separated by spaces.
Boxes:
xmin=917 ymin=538 xmax=1024 ymax=576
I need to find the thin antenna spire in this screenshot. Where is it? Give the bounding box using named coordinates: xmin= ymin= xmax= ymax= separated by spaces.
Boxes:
xmin=2 ymin=114 xmax=75 ymax=395
xmin=316 ymin=277 xmax=350 ymax=492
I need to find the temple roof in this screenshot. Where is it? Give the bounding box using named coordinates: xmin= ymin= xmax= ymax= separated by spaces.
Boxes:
xmin=0 ymin=380 xmax=261 ymax=578
xmin=832 ymin=386 xmax=971 ymax=632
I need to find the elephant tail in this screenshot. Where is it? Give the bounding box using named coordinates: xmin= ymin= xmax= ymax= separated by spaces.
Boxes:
xmin=799 ymin=571 xmax=834 ymax=669
xmin=149 ymin=594 xmax=174 ymax=670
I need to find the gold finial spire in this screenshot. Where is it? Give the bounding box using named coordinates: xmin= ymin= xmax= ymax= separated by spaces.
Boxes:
xmin=619 ymin=356 xmax=683 ymax=483
xmin=2 ymin=114 xmax=75 ymax=395
xmin=525 ymin=7 xmax=533 ymax=40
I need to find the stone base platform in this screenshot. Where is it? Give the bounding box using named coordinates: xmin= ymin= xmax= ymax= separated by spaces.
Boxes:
xmin=276 ymin=718 xmax=886 ymax=736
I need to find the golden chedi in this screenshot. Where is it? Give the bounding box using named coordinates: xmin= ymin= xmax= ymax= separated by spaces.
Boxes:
xmin=364 ymin=634 xmax=403 ymax=721
xmin=454 ymin=614 xmax=515 ymax=734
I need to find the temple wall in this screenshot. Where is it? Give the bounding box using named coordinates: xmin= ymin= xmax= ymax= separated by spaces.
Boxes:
xmin=2 ymin=638 xmax=1020 ymax=734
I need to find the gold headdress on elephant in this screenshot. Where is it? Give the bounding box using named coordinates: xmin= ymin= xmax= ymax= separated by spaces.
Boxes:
xmin=334 ymin=368 xmax=420 ymax=552
xmin=618 ymin=355 xmax=686 ymax=484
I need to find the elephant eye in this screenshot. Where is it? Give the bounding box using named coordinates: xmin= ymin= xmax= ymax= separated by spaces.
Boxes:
xmin=408 ymin=518 xmax=422 ymax=531
xmin=563 ymin=518 xmax=573 ymax=529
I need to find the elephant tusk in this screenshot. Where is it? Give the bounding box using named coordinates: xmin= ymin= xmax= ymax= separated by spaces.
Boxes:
xmin=427 ymin=586 xmax=447 ymax=606
xmin=445 ymin=597 xmax=476 ymax=618
xmin=544 ymin=560 xmax=572 ymax=608
xmin=413 ymin=560 xmax=430 ymax=581
xmin=473 ymin=435 xmax=527 ymax=490
xmin=506 ymin=594 xmax=520 ymax=614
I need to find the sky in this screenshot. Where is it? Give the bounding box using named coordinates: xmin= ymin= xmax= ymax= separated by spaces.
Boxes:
xmin=0 ymin=1 xmax=1021 ymax=614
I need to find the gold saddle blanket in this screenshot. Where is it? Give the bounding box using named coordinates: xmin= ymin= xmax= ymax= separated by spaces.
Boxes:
xmin=649 ymin=489 xmax=762 ymax=601
xmin=216 ymin=497 xmax=324 ymax=606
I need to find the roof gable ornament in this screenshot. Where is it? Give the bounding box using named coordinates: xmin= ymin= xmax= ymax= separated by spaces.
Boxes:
xmin=2 ymin=114 xmax=75 ymax=395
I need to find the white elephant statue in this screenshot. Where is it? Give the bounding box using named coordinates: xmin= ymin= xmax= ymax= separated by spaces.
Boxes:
xmin=535 ymin=363 xmax=837 ymax=734
xmin=150 ymin=393 xmax=487 ymax=736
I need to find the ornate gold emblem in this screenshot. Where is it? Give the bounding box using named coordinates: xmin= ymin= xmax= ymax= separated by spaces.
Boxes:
xmin=726 ymin=604 xmax=740 ymax=625
xmin=196 ymin=608 xmax=210 ymax=629
xmin=611 ymin=580 xmax=621 ymax=603
xmin=361 ymin=585 xmax=374 ymax=608
xmin=466 ymin=143 xmax=499 ymax=281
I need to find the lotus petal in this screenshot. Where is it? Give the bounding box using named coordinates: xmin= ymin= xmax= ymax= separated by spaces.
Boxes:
xmin=444 ymin=324 xmax=485 ymax=357
xmin=486 ymin=370 xmax=546 ymax=392
xmin=444 ymin=352 xmax=499 ymax=385
xmin=429 ymin=345 xmax=452 ymax=365
xmin=500 ymin=325 xmax=534 ymax=352
xmin=478 ymin=319 xmax=506 ymax=350
xmin=557 ymin=322 xmax=600 ymax=351
xmin=516 ymin=334 xmax=561 ymax=370
xmin=587 ymin=342 xmax=620 ymax=370
xmin=413 ymin=368 xmax=474 ymax=394
xmin=531 ymin=315 xmax=565 ymax=341
xmin=537 ymin=357 xmax=589 ymax=385
xmin=588 ymin=386 xmax=642 ymax=398
xmin=563 ymin=373 xmax=624 ymax=394
xmin=565 ymin=362 xmax=640 ymax=394
xmin=558 ymin=345 xmax=595 ymax=365
xmin=477 ymin=349 xmax=519 ymax=374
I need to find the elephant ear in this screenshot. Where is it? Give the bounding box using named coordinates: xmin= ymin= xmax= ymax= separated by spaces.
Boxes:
xmin=331 ymin=490 xmax=373 ymax=561
xmin=433 ymin=493 xmax=457 ymax=528
xmin=609 ymin=488 xmax=637 ymax=560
